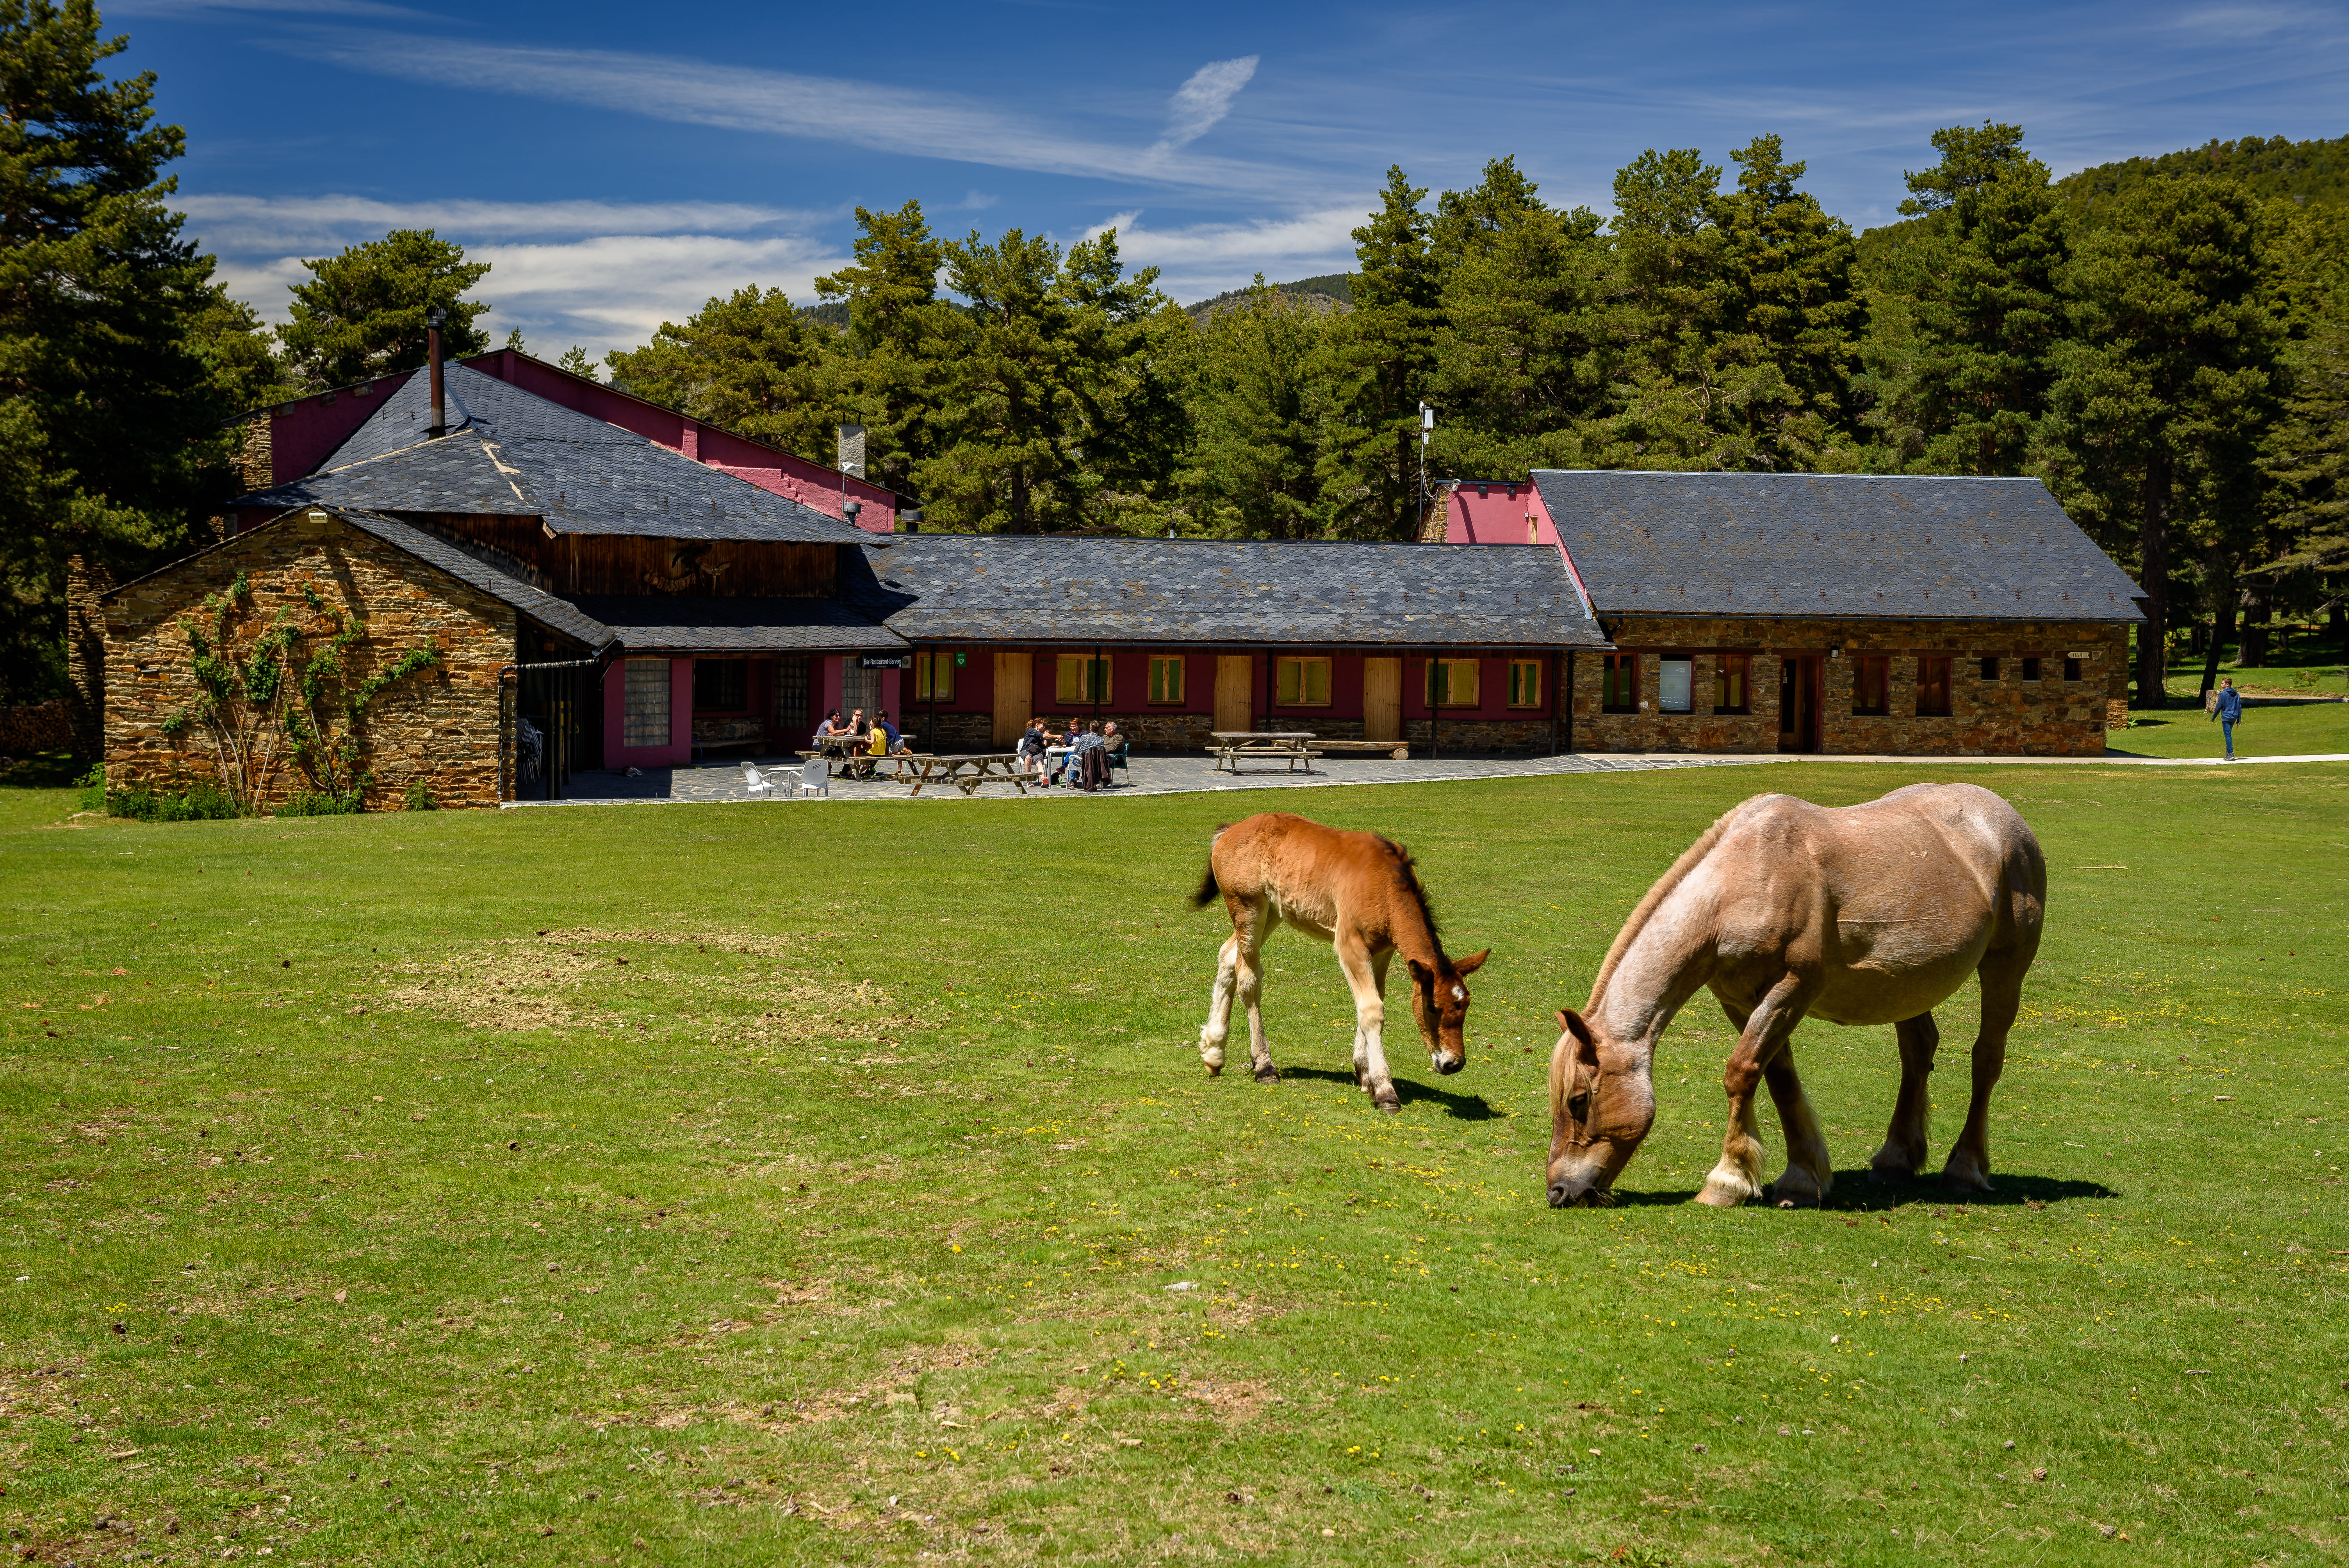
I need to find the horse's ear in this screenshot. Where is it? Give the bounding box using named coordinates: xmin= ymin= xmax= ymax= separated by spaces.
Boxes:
xmin=1451 ymin=948 xmax=1490 ymax=976
xmin=1558 ymin=1008 xmax=1596 ymax=1048
xmin=1406 ymin=958 xmax=1433 ymax=986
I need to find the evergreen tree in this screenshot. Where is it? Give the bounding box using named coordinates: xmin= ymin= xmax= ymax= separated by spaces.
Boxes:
xmin=814 ymin=201 xmax=948 ymax=495
xmin=1430 ymin=201 xmax=1610 ymax=478
xmin=2042 ymin=179 xmax=2282 ymax=706
xmin=1863 ymin=123 xmax=2071 ymax=475
xmin=1052 ymin=228 xmax=1183 ymax=517
xmin=1430 ymin=155 xmax=1547 ymax=285
xmin=1179 ymin=278 xmax=1337 ymax=537
xmin=0 ymin=0 xmax=230 ymax=741
xmin=1317 ymin=165 xmax=1440 ymax=537
xmin=278 ymin=229 xmax=490 ymax=389
xmin=603 ymin=286 xmax=839 ymax=462
xmin=916 ymin=227 xmax=1077 ymax=533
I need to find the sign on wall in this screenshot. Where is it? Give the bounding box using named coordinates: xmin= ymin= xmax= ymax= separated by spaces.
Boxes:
xmin=859 ymin=655 xmax=909 ymax=670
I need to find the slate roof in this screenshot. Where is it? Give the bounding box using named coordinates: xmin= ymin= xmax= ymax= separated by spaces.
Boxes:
xmin=333 ymin=510 xmax=617 ymax=648
xmin=1531 ymin=471 xmax=2144 ymax=622
xmin=568 ymin=595 xmax=904 ymax=654
xmin=234 ymin=364 xmax=873 ymax=547
xmin=842 ymin=535 xmax=1608 ymax=647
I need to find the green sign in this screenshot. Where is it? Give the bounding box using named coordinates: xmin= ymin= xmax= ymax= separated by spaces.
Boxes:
xmin=955 ymin=651 xmax=966 ymax=667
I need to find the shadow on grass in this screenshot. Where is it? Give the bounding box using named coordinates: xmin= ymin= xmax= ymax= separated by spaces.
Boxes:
xmin=1280 ymin=1065 xmax=1502 ymax=1121
xmin=1806 ymin=1169 xmax=2119 ymax=1210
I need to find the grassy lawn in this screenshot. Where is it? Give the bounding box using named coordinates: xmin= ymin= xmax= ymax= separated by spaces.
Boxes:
xmin=3 ymin=764 xmax=2344 ymax=1566
xmin=2112 ymin=698 xmax=2349 ymax=759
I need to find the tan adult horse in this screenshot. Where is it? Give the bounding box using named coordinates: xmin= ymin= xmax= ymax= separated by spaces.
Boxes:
xmin=1193 ymin=813 xmax=1489 ymax=1112
xmin=1545 ymin=782 xmax=2044 ymax=1209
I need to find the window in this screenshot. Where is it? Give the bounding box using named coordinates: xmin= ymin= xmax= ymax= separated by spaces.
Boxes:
xmin=1715 ymin=654 xmax=1750 ymax=714
xmin=1055 ymin=655 xmax=1111 ymax=705
xmin=1600 ymin=653 xmax=1638 ymax=713
xmin=1657 ymin=657 xmax=1694 ymax=714
xmin=1276 ymin=656 xmax=1332 ymax=706
xmin=1916 ymin=656 xmax=1952 ymax=717
xmin=1148 ymin=655 xmax=1185 ymax=704
xmin=2021 ymin=656 xmax=2042 ymax=682
xmin=624 ymin=657 xmax=670 ymax=748
xmin=1852 ymin=655 xmax=1890 ymax=716
xmin=1426 ymin=657 xmax=1480 ymax=708
xmin=773 ymin=656 xmax=808 ymax=734
xmin=1506 ymin=658 xmax=1542 ymax=709
xmin=2063 ymin=656 xmax=2083 ymax=682
xmin=913 ymin=651 xmax=954 ymax=702
xmin=693 ymin=658 xmax=747 ymax=713
xmin=1979 ymin=656 xmax=2000 ymax=681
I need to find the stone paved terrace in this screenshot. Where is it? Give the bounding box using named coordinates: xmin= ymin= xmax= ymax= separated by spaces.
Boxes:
xmin=502 ymin=745 xmax=2349 ymax=808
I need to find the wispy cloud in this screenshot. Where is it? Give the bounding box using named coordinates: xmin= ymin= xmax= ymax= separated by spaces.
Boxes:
xmin=111 ymin=0 xmax=437 ymax=20
xmin=176 ymin=193 xmax=821 ymax=252
xmin=1083 ymin=204 xmax=1364 ymax=299
xmin=1157 ymin=56 xmax=1260 ymax=151
xmin=262 ymin=33 xmax=1299 ymax=192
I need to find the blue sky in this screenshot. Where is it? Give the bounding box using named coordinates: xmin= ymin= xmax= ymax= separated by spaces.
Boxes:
xmin=124 ymin=0 xmax=2349 ymax=362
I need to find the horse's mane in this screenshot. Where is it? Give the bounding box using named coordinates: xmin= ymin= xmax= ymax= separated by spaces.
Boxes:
xmin=1584 ymin=800 xmax=1747 ymax=1011
xmin=1375 ymin=835 xmax=1443 ymax=952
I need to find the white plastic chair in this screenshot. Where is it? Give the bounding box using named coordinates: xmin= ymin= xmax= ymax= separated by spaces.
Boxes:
xmin=794 ymin=757 xmax=829 ymax=798
xmin=739 ymin=759 xmax=775 ymax=798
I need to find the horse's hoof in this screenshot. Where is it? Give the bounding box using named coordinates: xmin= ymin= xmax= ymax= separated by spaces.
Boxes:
xmin=1374 ymin=1098 xmax=1401 ymax=1115
xmin=1254 ymin=1067 xmax=1280 ymax=1084
xmin=1205 ymin=1063 xmax=1223 ymax=1077
xmin=1694 ymin=1183 xmax=1745 ymax=1208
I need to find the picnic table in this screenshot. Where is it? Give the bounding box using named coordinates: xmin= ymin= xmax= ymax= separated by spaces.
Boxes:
xmin=799 ymin=732 xmax=918 ymax=779
xmin=1310 ymin=738 xmax=1411 ymax=761
xmin=1207 ymin=731 xmax=1322 ymax=774
xmin=903 ymin=753 xmax=1032 ymax=797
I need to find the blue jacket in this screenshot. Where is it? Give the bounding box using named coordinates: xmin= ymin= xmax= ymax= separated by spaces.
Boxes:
xmin=2215 ymin=687 xmax=2243 ymax=722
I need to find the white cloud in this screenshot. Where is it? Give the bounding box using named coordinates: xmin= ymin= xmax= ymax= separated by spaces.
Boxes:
xmin=263 ymin=34 xmax=1300 ymax=193
xmin=1082 ymin=204 xmax=1365 ymax=299
xmin=176 ymin=193 xmax=822 ymax=252
xmin=1157 ymin=56 xmax=1260 ymax=151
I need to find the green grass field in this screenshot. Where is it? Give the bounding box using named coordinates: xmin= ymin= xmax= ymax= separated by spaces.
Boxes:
xmin=2114 ymin=698 xmax=2349 ymax=760
xmin=4 ymin=763 xmax=2344 ymax=1566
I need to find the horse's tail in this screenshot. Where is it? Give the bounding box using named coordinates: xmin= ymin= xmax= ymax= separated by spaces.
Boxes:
xmin=1191 ymin=824 xmax=1232 ymax=908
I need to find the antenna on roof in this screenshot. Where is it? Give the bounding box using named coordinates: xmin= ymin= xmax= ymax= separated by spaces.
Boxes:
xmin=426 ymin=306 xmax=447 ymax=438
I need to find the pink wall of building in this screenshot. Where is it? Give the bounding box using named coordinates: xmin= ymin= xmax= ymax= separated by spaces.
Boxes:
xmin=1441 ymin=479 xmax=1558 ymax=547
xmin=600 ymin=657 xmax=695 ymax=770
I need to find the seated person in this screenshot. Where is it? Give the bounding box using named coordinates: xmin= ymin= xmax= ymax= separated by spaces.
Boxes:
xmin=1017 ymin=717 xmax=1049 ymax=778
xmin=1099 ymin=720 xmax=1129 ymax=781
xmin=812 ymin=709 xmax=847 ymax=744
xmin=1068 ymin=720 xmax=1109 ymax=791
xmin=847 ymin=707 xmax=869 ymax=736
xmin=873 ymin=709 xmax=912 ymax=755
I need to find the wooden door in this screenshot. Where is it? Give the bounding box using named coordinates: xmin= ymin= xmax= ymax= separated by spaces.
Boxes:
xmin=992 ymin=651 xmax=1032 ymax=748
xmin=1777 ymin=657 xmax=1820 ymax=753
xmin=1362 ymin=656 xmax=1402 ymax=741
xmin=1215 ymin=655 xmax=1254 ymax=734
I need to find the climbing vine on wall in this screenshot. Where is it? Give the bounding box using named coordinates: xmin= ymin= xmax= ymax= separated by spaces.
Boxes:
xmin=162 ymin=572 xmax=441 ymax=813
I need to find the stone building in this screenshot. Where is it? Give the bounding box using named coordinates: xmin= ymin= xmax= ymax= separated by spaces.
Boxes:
xmin=1437 ymin=471 xmax=2142 ymax=757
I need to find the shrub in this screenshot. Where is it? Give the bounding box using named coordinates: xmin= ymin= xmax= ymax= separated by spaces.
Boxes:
xmin=106 ymin=783 xmax=240 ymax=821
xmin=403 ymin=780 xmax=439 ymax=812
xmin=75 ymin=764 xmax=105 ymax=813
xmin=274 ymin=790 xmax=364 ymax=817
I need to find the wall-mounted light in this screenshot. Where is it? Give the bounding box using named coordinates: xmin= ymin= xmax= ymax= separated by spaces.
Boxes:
xmin=1829 ymin=643 xmax=1843 ymax=658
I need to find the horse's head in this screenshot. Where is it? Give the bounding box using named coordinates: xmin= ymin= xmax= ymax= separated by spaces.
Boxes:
xmin=1405 ymin=949 xmax=1488 ymax=1076
xmin=1545 ymin=1007 xmax=1656 ymax=1207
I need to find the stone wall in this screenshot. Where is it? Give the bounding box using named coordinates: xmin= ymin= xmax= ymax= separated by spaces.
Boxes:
xmin=1569 ymin=617 xmax=2130 ymax=757
xmin=104 ymin=510 xmax=516 ymax=808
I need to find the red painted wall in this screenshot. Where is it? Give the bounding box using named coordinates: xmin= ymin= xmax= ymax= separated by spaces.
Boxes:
xmin=269 ymin=374 xmax=417 ymax=483
xmin=1442 ymin=479 xmax=1555 ymax=547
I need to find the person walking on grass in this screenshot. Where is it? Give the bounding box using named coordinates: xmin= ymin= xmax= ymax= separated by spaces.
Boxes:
xmin=2212 ymin=676 xmax=2244 ymax=761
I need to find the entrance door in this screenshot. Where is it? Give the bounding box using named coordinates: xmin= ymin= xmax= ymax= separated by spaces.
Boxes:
xmin=1777 ymin=657 xmax=1821 ymax=753
xmin=1215 ymin=655 xmax=1254 ymax=734
xmin=992 ymin=651 xmax=1032 ymax=748
xmin=1362 ymin=656 xmax=1402 ymax=741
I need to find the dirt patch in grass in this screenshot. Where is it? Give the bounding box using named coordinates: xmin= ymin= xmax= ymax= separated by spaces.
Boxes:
xmin=378 ymin=928 xmax=926 ymax=1044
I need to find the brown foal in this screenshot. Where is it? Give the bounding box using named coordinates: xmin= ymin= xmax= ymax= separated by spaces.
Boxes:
xmin=1192 ymin=812 xmax=1488 ymax=1112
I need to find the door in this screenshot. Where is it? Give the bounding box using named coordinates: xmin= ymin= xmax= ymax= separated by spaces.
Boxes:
xmin=992 ymin=651 xmax=1032 ymax=748
xmin=1215 ymin=654 xmax=1254 ymax=734
xmin=1777 ymin=657 xmax=1820 ymax=753
xmin=1362 ymin=656 xmax=1402 ymax=741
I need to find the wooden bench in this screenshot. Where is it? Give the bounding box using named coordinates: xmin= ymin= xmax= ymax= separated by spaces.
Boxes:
xmin=904 ymin=753 xmax=1031 ymax=797
xmin=1309 ymin=739 xmax=1411 ymax=761
xmin=1207 ymin=731 xmax=1322 ymax=774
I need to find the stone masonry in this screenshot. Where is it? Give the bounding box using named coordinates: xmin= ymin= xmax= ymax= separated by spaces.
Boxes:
xmin=104 ymin=510 xmax=515 ymax=808
xmin=1568 ymin=617 xmax=2130 ymax=756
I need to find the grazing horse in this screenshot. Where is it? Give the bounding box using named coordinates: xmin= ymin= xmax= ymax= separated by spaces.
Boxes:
xmin=1192 ymin=813 xmax=1489 ymax=1112
xmin=1545 ymin=782 xmax=2044 ymax=1209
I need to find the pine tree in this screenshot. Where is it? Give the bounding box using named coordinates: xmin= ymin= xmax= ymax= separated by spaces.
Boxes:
xmin=0 ymin=0 xmax=230 ymax=741
xmin=1179 ymin=278 xmax=1337 ymax=537
xmin=1053 ymin=228 xmax=1183 ymax=517
xmin=2042 ymin=179 xmax=2282 ymax=706
xmin=1430 ymin=201 xmax=1610 ymax=478
xmin=814 ymin=201 xmax=948 ymax=495
xmin=917 ymin=228 xmax=1076 ymax=533
xmin=1864 ymin=123 xmax=2071 ymax=475
xmin=603 ymin=286 xmax=839 ymax=462
xmin=278 ymin=229 xmax=490 ymax=389
xmin=1317 ymin=166 xmax=1440 ymax=537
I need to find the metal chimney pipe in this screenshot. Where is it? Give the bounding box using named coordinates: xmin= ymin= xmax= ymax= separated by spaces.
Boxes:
xmin=426 ymin=305 xmax=447 ymax=437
